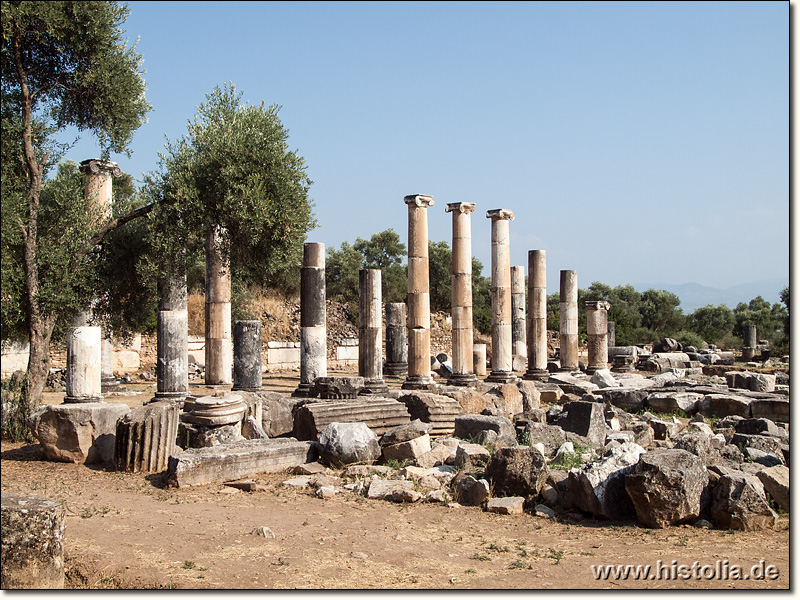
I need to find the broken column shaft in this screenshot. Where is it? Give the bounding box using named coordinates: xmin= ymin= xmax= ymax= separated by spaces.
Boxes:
xmin=559 ymin=270 xmax=579 ymax=372
xmin=486 ymin=209 xmax=517 ymax=383
xmin=446 ymin=202 xmax=478 ymax=387
xmin=204 ymin=224 xmax=232 ymax=386
xmin=524 ymin=250 xmax=549 ymax=380
xmin=402 ymin=194 xmax=436 ymax=390
xmin=294 ymin=242 xmax=327 ymax=397
xmin=155 ymin=264 xmax=188 ymax=401
xmin=384 ymin=303 xmax=408 ymax=375
xmin=233 ymin=320 xmax=263 ymax=391
xmin=64 ymin=323 xmax=102 ymax=403
xmin=511 ymin=265 xmax=527 ymax=371
xmin=586 ymin=301 xmax=611 ymax=374
xmin=359 ymin=269 xmax=389 ymax=394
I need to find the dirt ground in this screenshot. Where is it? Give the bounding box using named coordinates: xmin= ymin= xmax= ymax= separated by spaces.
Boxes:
xmin=1 ymin=372 xmax=790 ymax=590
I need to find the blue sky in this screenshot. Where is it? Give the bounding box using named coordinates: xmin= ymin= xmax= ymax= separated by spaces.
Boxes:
xmin=60 ymin=1 xmax=789 ymax=298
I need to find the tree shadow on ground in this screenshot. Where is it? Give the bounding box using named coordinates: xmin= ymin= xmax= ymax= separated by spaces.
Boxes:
xmin=0 ymin=443 xmax=43 ymax=461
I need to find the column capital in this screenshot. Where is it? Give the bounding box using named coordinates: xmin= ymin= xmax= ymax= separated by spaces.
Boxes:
xmin=445 ymin=202 xmax=476 ymax=214
xmin=79 ymin=159 xmax=121 ymax=177
xmin=404 ymin=194 xmax=434 ymax=207
xmin=486 ymin=208 xmax=514 ymax=221
xmin=586 ymin=300 xmax=611 ymax=311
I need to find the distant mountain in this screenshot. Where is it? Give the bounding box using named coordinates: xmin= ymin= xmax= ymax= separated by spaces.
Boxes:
xmin=631 ymin=279 xmax=789 ymax=313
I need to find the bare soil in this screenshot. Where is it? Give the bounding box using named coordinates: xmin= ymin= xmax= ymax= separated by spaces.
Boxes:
xmin=2 ymin=373 xmax=790 ymax=590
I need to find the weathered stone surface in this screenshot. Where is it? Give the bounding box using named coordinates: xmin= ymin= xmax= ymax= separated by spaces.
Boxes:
xmin=486 ymin=496 xmax=525 ymax=515
xmin=241 ymin=391 xmax=300 ymax=438
xmin=519 ymin=422 xmax=567 ymax=457
xmin=242 ymin=415 xmax=270 ymax=440
xmin=115 ymin=401 xmax=180 ymax=473
xmin=292 ymin=399 xmax=411 ymax=440
xmin=484 ymin=384 xmax=524 ymax=419
xmin=344 ymin=464 xmax=396 ymax=478
xmin=564 ymin=441 xmax=646 ymax=521
xmin=697 ymin=394 xmax=752 ymax=418
xmin=624 ymin=449 xmax=709 ymax=528
xmin=548 ymin=373 xmax=599 ymax=396
xmin=725 ymin=371 xmax=776 ymax=393
xmin=398 ymin=393 xmax=461 ymax=436
xmin=382 ymin=433 xmax=432 ymax=462
xmin=1 ymin=494 xmax=65 ymax=589
xmin=645 ymin=391 xmax=701 ymax=415
xmin=557 ymin=401 xmax=606 ymax=448
xmin=591 ymin=369 xmax=617 ymax=389
xmin=416 ymin=443 xmax=457 ymax=469
xmin=178 ymin=421 xmax=242 ymax=449
xmin=454 ymin=414 xmax=515 ymax=441
xmin=535 ymin=382 xmax=563 ymax=404
xmin=366 ymin=479 xmax=415 ymax=500
xmin=599 ymin=387 xmax=650 ymax=412
xmin=167 ymin=439 xmax=317 ymax=487
xmin=314 ymin=376 xmax=365 ymax=399
xmin=441 ymin=388 xmax=494 ymax=416
xmin=451 ymin=473 xmax=490 ymax=506
xmin=484 ymin=445 xmax=549 ymax=497
xmin=711 ymin=472 xmax=777 ymax=531
xmin=756 ymin=465 xmax=789 ymax=512
xmin=516 ymin=380 xmax=541 ymax=411
xmin=673 ymin=433 xmax=714 ymax=462
xmin=380 ymin=419 xmax=430 ymax=447
xmin=749 ymin=399 xmax=789 ymax=422
xmin=454 ymin=443 xmax=491 ymax=471
xmin=318 ymin=422 xmax=381 ymax=467
xmin=733 ymin=418 xmax=782 ymax=437
xmin=29 ymin=402 xmax=130 ymax=464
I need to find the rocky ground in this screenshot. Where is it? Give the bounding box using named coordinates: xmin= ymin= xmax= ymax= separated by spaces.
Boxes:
xmin=4 ymin=366 xmax=791 ymax=590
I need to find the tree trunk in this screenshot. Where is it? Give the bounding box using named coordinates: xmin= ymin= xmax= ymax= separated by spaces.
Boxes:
xmin=26 ymin=315 xmax=56 ymax=406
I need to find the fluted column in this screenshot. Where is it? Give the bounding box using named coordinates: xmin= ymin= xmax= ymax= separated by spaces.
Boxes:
xmin=446 ymin=202 xmax=478 ymax=387
xmin=294 ymin=242 xmax=327 ymax=397
xmin=402 ymin=194 xmax=436 ymax=390
xmin=559 ymin=270 xmax=579 ymax=372
xmin=359 ymin=269 xmax=389 ymax=394
xmin=154 ymin=261 xmax=188 ymax=401
xmin=64 ymin=322 xmax=102 ymax=403
xmin=524 ymin=250 xmax=549 ymax=380
xmin=586 ymin=301 xmax=611 ymax=373
xmin=205 ymin=224 xmax=232 ymax=386
xmin=485 ymin=209 xmax=517 ymax=383
xmin=511 ymin=265 xmax=526 ymax=371
xmin=384 ymin=303 xmax=408 ymax=375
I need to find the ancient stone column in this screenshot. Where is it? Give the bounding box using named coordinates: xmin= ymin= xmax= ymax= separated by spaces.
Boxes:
xmin=742 ymin=324 xmax=758 ymax=361
xmin=607 ymin=321 xmax=616 ymax=350
xmin=64 ymin=322 xmax=102 ymax=403
xmin=293 ymin=242 xmax=327 ymax=397
xmin=154 ymin=263 xmax=189 ymax=401
xmin=486 ymin=209 xmax=517 ymax=383
xmin=524 ymin=250 xmax=549 ymax=381
xmin=384 ymin=303 xmax=408 ymax=375
xmin=511 ymin=265 xmax=527 ymax=371
xmin=233 ymin=320 xmax=263 ymax=392
xmin=446 ymin=202 xmax=478 ymax=387
xmin=79 ymin=159 xmax=122 ymax=392
xmin=586 ymin=301 xmax=611 ymax=374
xmin=473 ymin=343 xmax=487 ymax=377
xmin=359 ymin=269 xmax=389 ymax=395
xmin=403 ymin=194 xmax=436 ymax=390
xmin=204 ymin=224 xmax=232 ymax=386
xmin=559 ymin=270 xmax=579 ymax=372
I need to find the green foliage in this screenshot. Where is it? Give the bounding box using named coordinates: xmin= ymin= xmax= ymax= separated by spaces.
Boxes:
xmin=673 ymin=330 xmax=705 ymax=350
xmin=0 ymin=371 xmax=32 ymax=441
xmin=428 ymin=240 xmax=451 ymax=312
xmin=472 ymin=258 xmax=491 ymax=335
xmin=326 ymin=241 xmax=363 ymax=304
xmin=732 ymin=295 xmax=787 ymax=349
xmin=639 ymin=288 xmax=685 ymax=337
xmin=687 ymin=304 xmax=734 ymax=346
xmin=355 ymin=229 xmax=406 ymax=303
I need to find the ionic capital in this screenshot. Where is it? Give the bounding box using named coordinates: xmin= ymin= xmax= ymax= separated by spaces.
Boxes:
xmin=486 ymin=208 xmax=515 ymax=221
xmin=445 ymin=202 xmax=476 ymax=214
xmin=404 ymin=194 xmax=435 ymax=207
xmin=79 ymin=159 xmax=121 ymax=177
xmin=586 ymin=300 xmax=611 ymax=311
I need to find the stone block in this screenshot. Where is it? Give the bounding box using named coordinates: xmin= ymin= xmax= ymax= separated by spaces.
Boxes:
xmin=380 ymin=419 xmax=430 ymax=447
xmin=453 ymin=443 xmax=491 ymax=471
xmin=484 ymin=445 xmax=549 ymax=497
xmin=756 ymin=465 xmax=789 ymax=512
xmin=382 ymin=433 xmax=432 ymax=462
xmin=1 ymin=494 xmax=65 ymax=589
xmin=366 ymin=479 xmax=415 ymax=500
xmin=556 ymin=401 xmax=607 ymax=448
xmin=711 ymin=472 xmax=777 ymax=531
xmin=451 ymin=473 xmax=489 ymax=506
xmin=115 ymin=401 xmax=180 ymax=473
xmin=29 ymin=402 xmax=130 ymax=464
xmin=166 ymin=439 xmax=317 ymax=487
xmin=454 ymin=414 xmax=516 ymax=441
xmin=697 ymin=394 xmax=752 ymax=418
xmin=292 ymin=398 xmax=411 ymax=440
xmin=749 ymin=399 xmax=789 ymax=422
xmin=318 ymin=422 xmax=381 ymax=468
xmin=398 ymin=392 xmax=461 ymax=436
xmin=486 ymin=496 xmax=525 ymax=515
xmin=484 ymin=384 xmax=524 ymax=419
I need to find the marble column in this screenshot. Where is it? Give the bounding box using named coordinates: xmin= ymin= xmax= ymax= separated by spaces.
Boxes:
xmin=78 ymin=159 xmax=121 ymax=392
xmin=485 ymin=209 xmax=517 ymax=383
xmin=233 ymin=320 xmax=263 ymax=391
xmin=402 ymin=194 xmax=436 ymax=390
xmin=293 ymin=242 xmax=327 ymax=397
xmin=446 ymin=202 xmax=478 ymax=387
xmin=204 ymin=224 xmax=232 ymax=387
xmin=64 ymin=319 xmax=102 ymax=403
xmin=511 ymin=265 xmax=527 ymax=371
xmin=473 ymin=343 xmax=487 ymax=377
xmin=384 ymin=303 xmax=408 ymax=375
xmin=586 ymin=301 xmax=611 ymax=374
xmin=524 ymin=250 xmax=549 ymax=381
xmin=154 ymin=263 xmax=189 ymax=401
xmin=742 ymin=324 xmax=758 ymax=361
xmin=607 ymin=321 xmax=616 ymax=350
xmin=359 ymin=269 xmax=389 ymax=394
xmin=559 ymin=270 xmax=579 ymax=372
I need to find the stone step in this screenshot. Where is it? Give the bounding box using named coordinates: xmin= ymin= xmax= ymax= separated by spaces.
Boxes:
xmin=398 ymin=393 xmax=462 ymax=437
xmin=166 ymin=439 xmax=317 ymax=487
xmin=115 ymin=401 xmax=181 ymax=473
xmin=292 ymin=399 xmax=411 ymax=440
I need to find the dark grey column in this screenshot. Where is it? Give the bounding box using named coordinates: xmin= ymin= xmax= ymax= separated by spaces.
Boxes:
xmin=154 ymin=264 xmax=189 ymax=401
xmin=384 ymin=302 xmax=408 ymax=375
xmin=586 ymin=301 xmax=611 ymax=374
xmin=524 ymin=250 xmax=549 ymax=381
xmin=294 ymin=242 xmax=327 ymax=397
xmin=607 ymin=321 xmax=616 ymax=350
xmin=359 ymin=269 xmax=389 ymax=395
xmin=233 ymin=320 xmax=263 ymax=391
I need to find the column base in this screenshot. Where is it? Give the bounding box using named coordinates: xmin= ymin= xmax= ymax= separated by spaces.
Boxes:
xmin=359 ymin=379 xmax=390 ymax=395
xmin=447 ymin=373 xmax=479 ymax=387
xmin=485 ymin=371 xmax=519 ymax=384
xmin=383 ymin=362 xmax=408 ymax=376
xmin=63 ymin=396 xmax=103 ymax=404
xmin=101 ymin=377 xmax=122 ymax=393
xmin=232 ymin=385 xmax=263 ymax=392
xmin=203 ymin=383 xmax=233 ymax=390
xmin=291 ymin=382 xmax=319 ymax=398
xmin=153 ymin=391 xmax=189 ymax=401
xmin=584 ymin=365 xmax=607 ymax=375
xmin=522 ymin=369 xmax=550 ymax=382
xmin=401 ymin=376 xmax=437 ymax=390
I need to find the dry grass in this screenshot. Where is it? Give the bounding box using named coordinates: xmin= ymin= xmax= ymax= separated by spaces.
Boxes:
xmin=187 ymin=293 xmax=205 ymax=337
